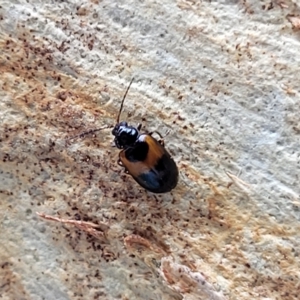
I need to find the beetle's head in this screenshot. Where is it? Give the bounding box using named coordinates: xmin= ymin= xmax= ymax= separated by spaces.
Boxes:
xmin=112 ymin=121 xmax=139 ymax=149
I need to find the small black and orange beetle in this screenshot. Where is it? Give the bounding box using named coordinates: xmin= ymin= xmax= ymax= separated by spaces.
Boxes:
xmin=75 ymin=79 xmax=178 ymax=193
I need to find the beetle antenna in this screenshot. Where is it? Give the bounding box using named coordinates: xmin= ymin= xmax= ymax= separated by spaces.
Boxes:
xmin=69 ymin=125 xmax=112 ymax=140
xmin=116 ymin=78 xmax=134 ymax=123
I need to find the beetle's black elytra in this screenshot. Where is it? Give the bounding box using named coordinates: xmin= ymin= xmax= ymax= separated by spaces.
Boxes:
xmin=75 ymin=78 xmax=178 ymax=193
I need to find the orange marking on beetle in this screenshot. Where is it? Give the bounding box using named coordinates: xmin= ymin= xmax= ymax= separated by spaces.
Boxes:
xmin=119 ymin=135 xmax=165 ymax=177
xmin=120 ymin=152 xmax=149 ymax=177
xmin=143 ymin=135 xmax=165 ymax=166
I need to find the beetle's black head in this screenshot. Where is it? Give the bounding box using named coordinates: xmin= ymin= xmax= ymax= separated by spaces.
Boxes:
xmin=112 ymin=121 xmax=139 ymax=149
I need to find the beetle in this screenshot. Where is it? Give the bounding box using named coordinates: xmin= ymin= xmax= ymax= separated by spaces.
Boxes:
xmin=74 ymin=78 xmax=178 ymax=193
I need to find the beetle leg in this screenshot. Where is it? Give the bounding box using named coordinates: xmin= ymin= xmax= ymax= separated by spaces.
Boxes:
xmin=149 ymin=130 xmax=164 ymax=139
xmin=149 ymin=130 xmax=170 ymax=146
xmin=158 ymin=139 xmax=165 ymax=146
xmin=117 ymin=158 xmax=124 ymax=166
xmin=137 ymin=123 xmax=142 ymax=131
xmin=117 ymin=159 xmax=129 ymax=174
